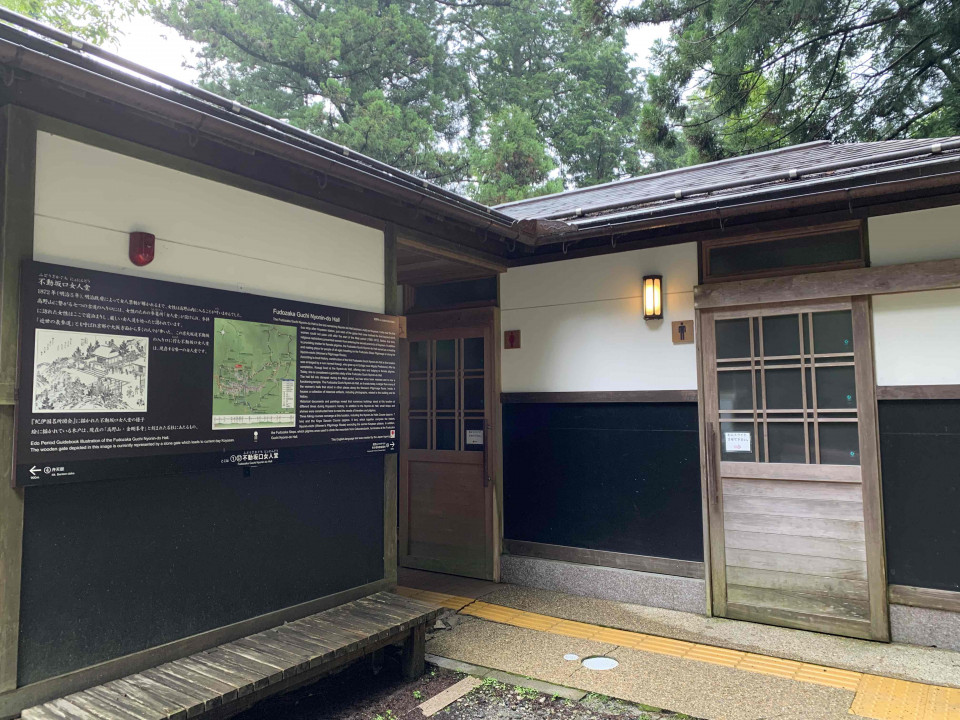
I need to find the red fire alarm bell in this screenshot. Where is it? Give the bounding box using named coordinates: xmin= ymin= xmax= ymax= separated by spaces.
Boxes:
xmin=129 ymin=232 xmax=156 ymax=266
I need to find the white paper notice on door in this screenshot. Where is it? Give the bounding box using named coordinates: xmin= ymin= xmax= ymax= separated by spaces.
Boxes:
xmin=466 ymin=429 xmax=484 ymax=446
xmin=724 ymin=432 xmax=751 ymax=453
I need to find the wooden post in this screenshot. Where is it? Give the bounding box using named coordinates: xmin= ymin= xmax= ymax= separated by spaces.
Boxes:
xmin=400 ymin=625 xmax=425 ymax=681
xmin=383 ymin=225 xmax=398 ymax=585
xmin=0 ymin=105 xmax=37 ymax=692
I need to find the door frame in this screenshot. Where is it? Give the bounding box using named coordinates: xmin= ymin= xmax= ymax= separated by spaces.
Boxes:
xmin=696 ymin=295 xmax=889 ymax=640
xmin=398 ymin=306 xmax=502 ymax=581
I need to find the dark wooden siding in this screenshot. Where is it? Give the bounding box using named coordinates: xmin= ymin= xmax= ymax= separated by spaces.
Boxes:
xmin=879 ymin=399 xmax=960 ymax=593
xmin=503 ymin=403 xmax=703 ymax=562
xmin=18 ymin=456 xmax=384 ymax=685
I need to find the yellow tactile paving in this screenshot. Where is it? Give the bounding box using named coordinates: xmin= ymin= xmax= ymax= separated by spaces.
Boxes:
xmin=851 ymin=675 xmax=960 ymax=720
xmin=794 ymin=663 xmax=863 ymax=692
xmin=396 ymin=587 xmax=960 ymax=720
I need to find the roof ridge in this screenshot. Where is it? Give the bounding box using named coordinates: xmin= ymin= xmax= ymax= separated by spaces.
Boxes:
xmin=494 ymin=140 xmax=833 ymax=209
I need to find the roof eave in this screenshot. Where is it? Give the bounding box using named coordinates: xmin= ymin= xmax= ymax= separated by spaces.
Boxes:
xmin=530 ymin=156 xmax=960 ymax=246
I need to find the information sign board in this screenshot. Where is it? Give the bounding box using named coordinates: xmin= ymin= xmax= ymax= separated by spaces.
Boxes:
xmin=15 ymin=261 xmax=399 ymax=486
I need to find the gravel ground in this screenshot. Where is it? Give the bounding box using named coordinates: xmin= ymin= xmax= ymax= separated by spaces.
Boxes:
xmin=434 ymin=678 xmax=699 ymax=720
xmin=233 ymin=646 xmax=700 ymax=720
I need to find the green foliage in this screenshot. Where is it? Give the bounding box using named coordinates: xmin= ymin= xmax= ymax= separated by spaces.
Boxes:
xmin=3 ymin=0 xmax=149 ymax=43
xmin=513 ymin=684 xmax=540 ymax=699
xmin=155 ymin=0 xmax=469 ymax=183
xmin=153 ymin=0 xmax=646 ymax=199
xmin=457 ymin=0 xmax=645 ymax=190
xmin=587 ymin=0 xmax=960 ymax=165
xmin=469 ymin=106 xmax=564 ymax=205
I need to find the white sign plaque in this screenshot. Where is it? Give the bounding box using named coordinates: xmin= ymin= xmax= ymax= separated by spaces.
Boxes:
xmin=466 ymin=429 xmax=484 ymax=446
xmin=724 ymin=432 xmax=751 ymax=453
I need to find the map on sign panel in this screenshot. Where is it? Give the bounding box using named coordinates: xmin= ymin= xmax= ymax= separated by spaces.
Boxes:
xmin=212 ymin=318 xmax=297 ymax=430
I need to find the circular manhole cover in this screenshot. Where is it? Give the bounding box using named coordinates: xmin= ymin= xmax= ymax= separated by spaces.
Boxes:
xmin=582 ymin=656 xmax=619 ymax=671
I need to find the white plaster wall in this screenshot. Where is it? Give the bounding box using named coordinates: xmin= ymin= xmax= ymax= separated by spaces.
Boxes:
xmin=868 ymin=208 xmax=960 ymax=386
xmin=33 ymin=132 xmax=385 ymax=312
xmin=868 ymin=205 xmax=960 ymax=266
xmin=500 ymin=243 xmax=698 ymax=392
xmin=873 ymin=289 xmax=960 ymax=386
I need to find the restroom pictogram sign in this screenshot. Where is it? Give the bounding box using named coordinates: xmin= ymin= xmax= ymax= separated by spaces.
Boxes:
xmin=672 ymin=320 xmax=694 ymax=344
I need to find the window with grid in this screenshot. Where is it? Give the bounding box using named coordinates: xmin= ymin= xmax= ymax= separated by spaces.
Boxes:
xmin=408 ymin=337 xmax=485 ymax=451
xmin=716 ymin=310 xmax=859 ymax=465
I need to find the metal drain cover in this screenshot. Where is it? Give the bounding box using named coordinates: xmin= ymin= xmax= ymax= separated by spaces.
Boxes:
xmin=582 ymin=656 xmax=619 ymax=671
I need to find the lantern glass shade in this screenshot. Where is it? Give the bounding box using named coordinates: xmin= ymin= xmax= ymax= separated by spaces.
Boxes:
xmin=643 ymin=275 xmax=662 ymax=320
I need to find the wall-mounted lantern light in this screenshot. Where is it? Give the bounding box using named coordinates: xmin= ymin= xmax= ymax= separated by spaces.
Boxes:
xmin=643 ymin=275 xmax=662 ymax=320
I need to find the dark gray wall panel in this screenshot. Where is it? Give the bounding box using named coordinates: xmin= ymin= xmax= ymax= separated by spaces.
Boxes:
xmin=879 ymin=399 xmax=960 ymax=592
xmin=18 ymin=457 xmax=383 ymax=684
xmin=503 ymin=403 xmax=703 ymax=562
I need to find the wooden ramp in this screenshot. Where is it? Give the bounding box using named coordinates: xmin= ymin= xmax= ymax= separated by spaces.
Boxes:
xmin=22 ymin=592 xmax=441 ymax=720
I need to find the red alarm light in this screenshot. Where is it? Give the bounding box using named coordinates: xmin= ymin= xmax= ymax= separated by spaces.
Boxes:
xmin=129 ymin=232 xmax=155 ymax=266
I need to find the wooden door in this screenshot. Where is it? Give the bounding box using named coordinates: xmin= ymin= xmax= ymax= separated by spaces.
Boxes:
xmin=701 ymin=298 xmax=888 ymax=640
xmin=398 ymin=308 xmax=499 ymax=580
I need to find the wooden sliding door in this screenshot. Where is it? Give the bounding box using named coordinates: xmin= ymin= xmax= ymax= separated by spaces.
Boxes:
xmin=701 ymin=298 xmax=888 ymax=640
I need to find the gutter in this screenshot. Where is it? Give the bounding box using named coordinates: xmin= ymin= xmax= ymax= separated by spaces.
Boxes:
xmin=0 ymin=9 xmax=524 ymax=242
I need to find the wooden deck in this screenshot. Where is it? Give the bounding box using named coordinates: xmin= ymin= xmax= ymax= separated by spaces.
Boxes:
xmin=21 ymin=592 xmax=441 ymax=720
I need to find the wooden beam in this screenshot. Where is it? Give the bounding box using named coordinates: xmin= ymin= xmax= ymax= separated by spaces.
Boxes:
xmin=852 ymin=296 xmax=890 ymax=642
xmin=876 ymin=385 xmax=960 ymax=400
xmin=500 ymin=390 xmax=698 ymax=404
xmin=397 ymin=231 xmax=508 ymax=274
xmin=888 ymin=585 xmax=960 ymax=613
xmin=695 ymin=257 xmax=960 ymax=309
xmin=503 ymin=540 xmax=704 ymax=580
xmin=383 ymin=225 xmax=398 ymax=586
xmin=0 ymin=105 xmax=36 ymax=692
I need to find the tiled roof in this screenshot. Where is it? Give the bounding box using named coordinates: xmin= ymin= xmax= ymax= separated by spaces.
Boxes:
xmin=497 ymin=138 xmax=960 ymax=222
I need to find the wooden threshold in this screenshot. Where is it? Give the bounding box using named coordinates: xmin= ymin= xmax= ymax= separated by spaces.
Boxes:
xmin=888 ymin=585 xmax=960 ymax=613
xmin=503 ymin=539 xmax=704 ymax=580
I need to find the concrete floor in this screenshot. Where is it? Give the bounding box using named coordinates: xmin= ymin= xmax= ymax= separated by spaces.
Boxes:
xmin=398 ymin=569 xmax=960 ymax=720
xmin=478 ymin=584 xmax=960 ymax=688
xmin=426 ymin=616 xmax=870 ymax=720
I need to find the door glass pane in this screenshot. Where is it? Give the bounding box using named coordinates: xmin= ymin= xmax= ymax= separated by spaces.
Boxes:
xmin=410 ymin=341 xmax=428 ymax=372
xmin=410 ymin=379 xmax=427 ymax=410
xmin=812 ymin=311 xmax=853 ymax=354
xmin=718 ymin=371 xmax=754 ymax=410
xmin=409 ymin=419 xmax=427 ymax=449
xmin=762 ymin=314 xmax=801 ymax=356
xmin=715 ymin=319 xmax=750 ymax=359
xmin=436 ymin=339 xmax=456 ymax=371
xmin=463 ymin=337 xmax=485 ymax=370
xmin=436 ymin=419 xmax=456 ymax=450
xmin=720 ymin=421 xmax=755 ymax=462
xmin=767 ymin=423 xmax=806 ymax=463
xmin=819 ymin=423 xmax=859 ymax=465
xmin=464 ymin=378 xmax=484 ymax=410
xmin=436 ymin=379 xmax=456 ymax=410
xmin=815 ymin=366 xmax=857 ymax=409
xmin=764 ymin=368 xmax=802 ymax=409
